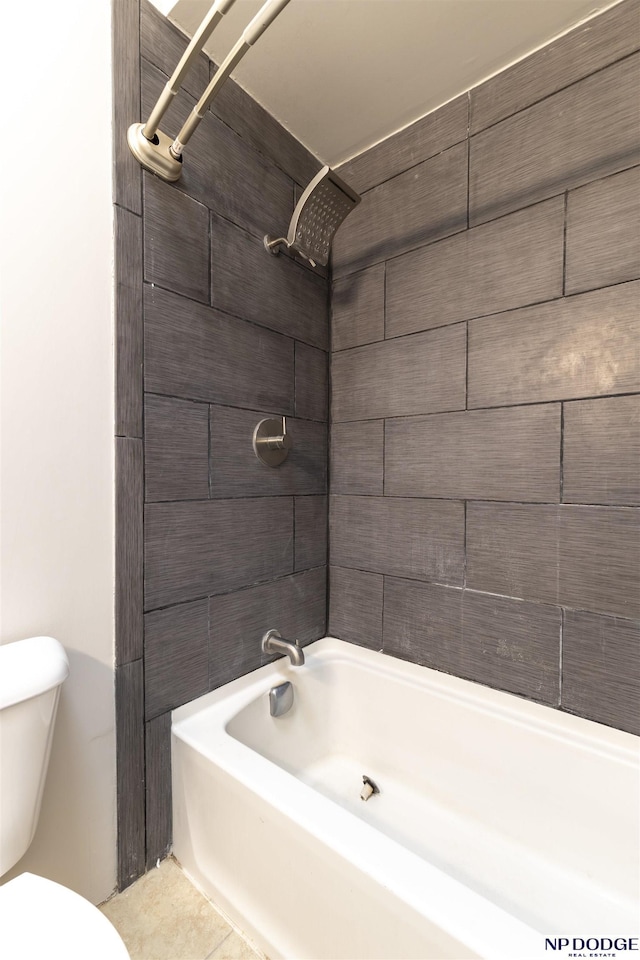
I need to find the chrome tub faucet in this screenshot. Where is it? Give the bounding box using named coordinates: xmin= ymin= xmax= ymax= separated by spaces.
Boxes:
xmin=261 ymin=629 xmax=305 ymax=666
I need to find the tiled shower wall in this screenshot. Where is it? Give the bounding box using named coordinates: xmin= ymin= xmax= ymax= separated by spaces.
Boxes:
xmin=330 ymin=0 xmax=640 ymax=737
xmin=113 ymin=0 xmax=328 ymax=889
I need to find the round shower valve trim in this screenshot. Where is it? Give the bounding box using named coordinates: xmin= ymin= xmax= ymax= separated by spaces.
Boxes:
xmin=253 ymin=417 xmax=292 ymax=467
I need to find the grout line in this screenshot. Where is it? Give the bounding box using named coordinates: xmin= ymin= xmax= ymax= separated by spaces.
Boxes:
xmin=144 ymin=392 xmax=329 ymax=422
xmin=559 ymin=608 xmax=564 ymax=708
xmin=333 ymin=389 xmax=640 ymax=423
xmin=559 ymin=402 xmax=565 ymax=502
xmin=144 ymin=566 xmax=327 ymax=617
xmin=330 ymin=493 xmax=638 ymax=509
xmin=326 ymin=274 xmax=333 ymax=634
xmin=466 ymin=94 xmax=471 ymax=229
xmin=207 ymin=406 xmax=212 ymax=499
xmin=465 ymin=321 xmax=469 ymax=410
xmin=292 ymin=496 xmax=296 ymax=572
xmin=562 ymin=190 xmax=569 ymax=296
xmin=380 ymin=574 xmax=386 ymax=653
xmin=463 ymin=500 xmax=468 ymax=588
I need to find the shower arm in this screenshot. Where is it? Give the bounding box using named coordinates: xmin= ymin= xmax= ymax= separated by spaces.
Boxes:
xmin=170 ymin=0 xmax=292 ymax=159
xmin=143 ymin=0 xmax=238 ymax=141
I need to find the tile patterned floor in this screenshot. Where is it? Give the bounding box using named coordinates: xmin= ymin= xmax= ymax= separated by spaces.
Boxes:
xmin=99 ymin=858 xmax=264 ymax=960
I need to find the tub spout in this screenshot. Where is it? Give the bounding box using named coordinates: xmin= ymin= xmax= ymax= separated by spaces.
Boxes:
xmin=261 ymin=629 xmax=305 ymax=666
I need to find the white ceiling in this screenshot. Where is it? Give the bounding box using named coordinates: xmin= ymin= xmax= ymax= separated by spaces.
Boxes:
xmin=157 ymin=0 xmax=622 ymax=166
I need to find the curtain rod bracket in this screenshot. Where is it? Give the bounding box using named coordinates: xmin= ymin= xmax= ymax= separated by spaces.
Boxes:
xmin=127 ymin=124 xmax=183 ymax=182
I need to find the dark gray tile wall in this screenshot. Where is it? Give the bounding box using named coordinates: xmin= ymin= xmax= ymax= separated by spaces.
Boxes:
xmin=113 ymin=0 xmax=329 ymax=887
xmin=332 ymin=324 xmax=466 ymax=421
xmin=330 ymin=496 xmax=465 ymax=585
xmin=329 ymin=0 xmax=640 ymax=736
xmin=565 ymin=166 xmax=640 ymax=294
xmin=329 ymin=566 xmax=383 ymax=650
xmin=332 ymin=141 xmax=468 ymax=277
xmin=469 ymin=54 xmax=640 ymax=225
xmin=562 ymin=610 xmax=640 ymax=735
xmin=467 ymin=282 xmax=640 ymax=408
xmin=563 ymin=395 xmax=640 ymax=506
xmin=384 ymin=405 xmax=561 ymax=502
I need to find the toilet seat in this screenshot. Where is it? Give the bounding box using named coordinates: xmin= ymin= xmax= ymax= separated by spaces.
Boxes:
xmin=0 ymin=872 xmax=130 ymax=959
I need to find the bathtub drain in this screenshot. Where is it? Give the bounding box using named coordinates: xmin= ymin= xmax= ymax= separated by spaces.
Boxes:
xmin=360 ymin=775 xmax=380 ymax=801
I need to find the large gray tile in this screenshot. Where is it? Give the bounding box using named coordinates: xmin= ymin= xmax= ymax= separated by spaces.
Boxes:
xmin=143 ymin=173 xmax=209 ymax=303
xmin=209 ymin=568 xmax=326 ymax=688
xmin=115 ymin=660 xmax=145 ymax=889
xmin=113 ymin=0 xmax=141 ymax=214
xmin=140 ymin=0 xmax=209 ymax=101
xmin=295 ymin=496 xmax=327 ymax=571
xmin=566 ymin=166 xmax=640 ymax=294
xmin=332 ymin=263 xmax=385 ymax=352
xmin=330 ymin=421 xmax=384 ymax=496
xmin=332 ymin=324 xmax=466 ymax=422
xmin=211 ymin=212 xmax=329 ymax=350
xmin=330 ymin=496 xmax=465 ymax=585
xmin=383 ymin=577 xmax=463 ymax=673
xmin=332 ymin=142 xmax=468 ymax=278
xmin=386 ymin=198 xmax=564 ymax=338
xmin=209 ymin=62 xmax=322 ymax=188
xmin=338 ymin=95 xmax=469 ymax=194
xmin=470 ymin=54 xmax=640 ymax=225
xmin=468 ymin=282 xmax=640 ymax=408
xmin=144 ymin=497 xmax=293 ymax=609
xmin=461 ymin=592 xmax=561 ymax=705
xmin=563 ymin=395 xmax=640 ymax=506
xmin=562 ymin=609 xmax=640 ymax=735
xmin=466 ymin=501 xmax=640 ymax=618
xmin=144 ymin=285 xmax=294 ymax=412
xmin=116 ymin=438 xmax=143 ymax=664
xmin=295 ymin=342 xmax=328 ymax=421
xmin=329 ymin=566 xmax=383 ymax=650
xmin=209 ymin=408 xmax=326 ymax=498
xmin=385 ymin=405 xmax=561 ymax=502
xmin=470 ymin=0 xmax=640 ymax=134
xmin=466 ymin=502 xmax=562 ymax=605
xmin=145 ymin=712 xmax=172 ymax=869
xmin=144 ymin=396 xmax=209 ymax=502
xmin=115 ymin=207 xmax=143 ymax=438
xmin=144 ymin=599 xmax=209 ymax=718
xmin=558 ymin=504 xmax=640 ymax=619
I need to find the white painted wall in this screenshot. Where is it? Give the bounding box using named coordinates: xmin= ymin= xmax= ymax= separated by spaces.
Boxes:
xmin=0 ymin=1 xmax=116 ymax=903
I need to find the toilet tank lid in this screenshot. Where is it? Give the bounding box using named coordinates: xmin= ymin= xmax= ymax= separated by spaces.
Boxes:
xmin=0 ymin=636 xmax=69 ymax=709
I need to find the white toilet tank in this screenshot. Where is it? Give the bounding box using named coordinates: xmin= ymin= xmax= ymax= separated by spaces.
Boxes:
xmin=0 ymin=636 xmax=69 ymax=876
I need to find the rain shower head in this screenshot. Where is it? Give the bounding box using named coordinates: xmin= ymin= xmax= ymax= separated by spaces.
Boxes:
xmin=264 ymin=166 xmax=361 ymax=267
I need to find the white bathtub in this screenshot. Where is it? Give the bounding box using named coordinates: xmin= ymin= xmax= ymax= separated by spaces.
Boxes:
xmin=172 ymin=637 xmax=639 ymax=960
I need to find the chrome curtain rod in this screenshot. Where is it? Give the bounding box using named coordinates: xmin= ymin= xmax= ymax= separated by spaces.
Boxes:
xmin=128 ymin=0 xmax=292 ymax=182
